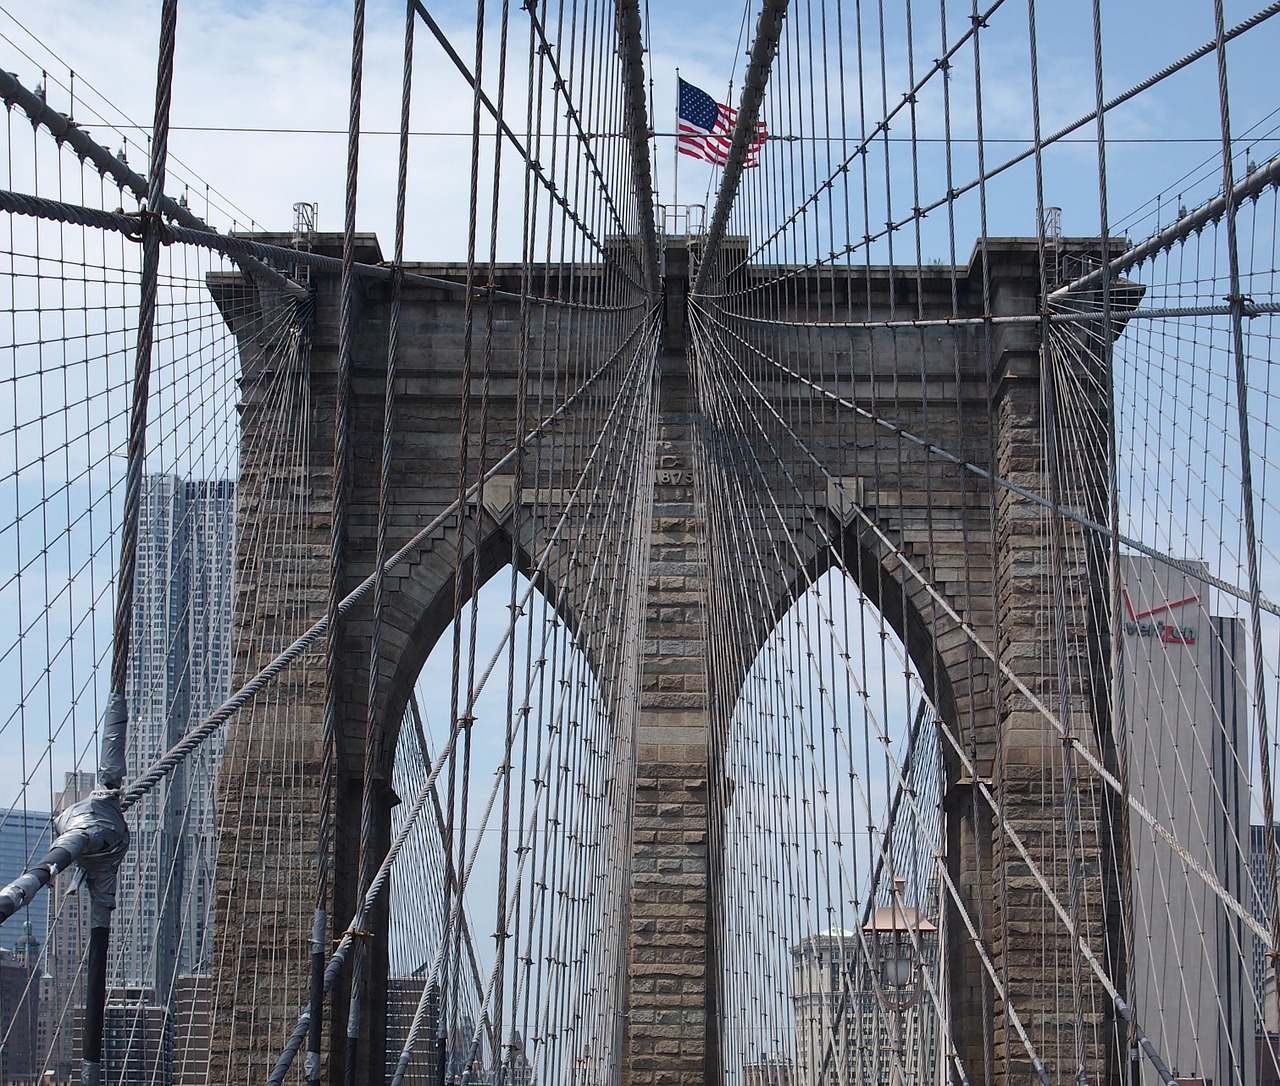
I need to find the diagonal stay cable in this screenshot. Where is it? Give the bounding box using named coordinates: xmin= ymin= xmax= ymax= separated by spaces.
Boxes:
xmin=0 ymin=67 xmax=308 ymax=301
xmin=412 ymin=1 xmax=643 ymax=293
xmin=690 ymin=300 xmax=1273 ymax=951
xmin=696 ymin=301 xmax=1280 ymax=617
xmin=117 ymin=308 xmax=655 ymax=814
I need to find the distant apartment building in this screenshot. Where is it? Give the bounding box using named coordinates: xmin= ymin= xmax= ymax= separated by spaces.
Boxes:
xmin=790 ymin=898 xmax=940 ymax=1086
xmin=0 ymin=931 xmax=42 ymax=1082
xmin=73 ymin=987 xmax=174 ymax=1086
xmin=1252 ymin=825 xmax=1280 ymax=1086
xmin=0 ymin=806 xmax=52 ymax=1080
xmin=171 ymin=974 xmax=211 ymax=1086
xmin=743 ymin=1054 xmax=794 ymax=1086
xmin=67 ymin=474 xmax=234 ymax=1086
xmin=1251 ymin=826 xmax=1279 ymax=1028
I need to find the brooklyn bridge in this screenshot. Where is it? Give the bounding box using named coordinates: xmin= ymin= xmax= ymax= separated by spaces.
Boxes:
xmin=0 ymin=3 xmax=1276 ymax=1086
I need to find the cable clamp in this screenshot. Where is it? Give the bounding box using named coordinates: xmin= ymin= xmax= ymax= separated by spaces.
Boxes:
xmin=1226 ymin=293 xmax=1259 ymax=318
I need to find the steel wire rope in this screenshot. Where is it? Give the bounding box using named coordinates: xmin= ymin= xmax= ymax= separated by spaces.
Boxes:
xmin=439 ymin=0 xmax=500 ymax=1045
xmin=344 ymin=0 xmax=419 ymax=1081
xmin=896 ymin=13 xmax=959 ymax=1065
xmin=690 ymin=308 xmax=969 ymax=1086
xmin=705 ymin=3 xmax=1280 ymax=302
xmin=518 ymin=13 xmax=570 ymax=1069
xmin=691 ymin=300 xmax=1172 ymax=1086
xmin=491 ymin=15 xmax=556 ymax=1075
xmin=530 ymin=0 xmax=592 ymax=1062
xmin=1033 ymin=1 xmax=1107 ymax=1074
xmin=1210 ymin=0 xmax=1280 ymax=1013
xmin=928 ymin=42 xmax=989 ymax=1040
xmin=104 ymin=249 xmax=240 ymax=1054
xmin=491 ymin=1 xmax=539 ymax=1072
xmin=466 ymin=0 xmax=519 ymax=1060
xmin=262 ymin=316 xmax=656 ymax=1085
xmin=318 ymin=2 xmax=366 ymax=1081
xmin=691 ymin=297 xmax=1277 ymax=949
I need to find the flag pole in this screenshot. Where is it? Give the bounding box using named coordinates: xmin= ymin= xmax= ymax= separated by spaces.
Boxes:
xmin=673 ymin=69 xmax=680 ymax=225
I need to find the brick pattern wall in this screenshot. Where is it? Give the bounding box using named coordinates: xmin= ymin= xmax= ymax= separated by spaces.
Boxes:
xmin=211 ymin=236 xmax=1119 ymax=1086
xmin=626 ymin=371 xmax=714 ymax=1086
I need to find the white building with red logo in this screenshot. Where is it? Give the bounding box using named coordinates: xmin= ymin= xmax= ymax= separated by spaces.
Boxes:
xmin=1122 ymin=555 xmax=1251 ymax=1086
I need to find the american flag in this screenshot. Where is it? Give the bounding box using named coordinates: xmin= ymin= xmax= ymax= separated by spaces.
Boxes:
xmin=677 ymin=77 xmax=767 ymax=168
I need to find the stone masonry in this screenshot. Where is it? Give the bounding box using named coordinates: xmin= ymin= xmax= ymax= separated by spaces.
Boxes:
xmin=211 ymin=234 xmax=1126 ymax=1086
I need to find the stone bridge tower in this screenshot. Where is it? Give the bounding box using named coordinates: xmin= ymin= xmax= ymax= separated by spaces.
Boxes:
xmin=210 ymin=234 xmax=1123 ymax=1086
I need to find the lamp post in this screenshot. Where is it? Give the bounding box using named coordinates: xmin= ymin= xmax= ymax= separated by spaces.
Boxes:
xmin=864 ymin=877 xmax=935 ymax=1086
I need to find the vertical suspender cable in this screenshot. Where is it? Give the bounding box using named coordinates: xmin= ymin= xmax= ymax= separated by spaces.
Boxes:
xmin=691 ymin=0 xmax=789 ymax=297
xmin=336 ymin=4 xmax=367 ymax=1086
xmin=1083 ymin=1 xmax=1137 ymax=1077
xmin=1031 ymin=5 xmax=1097 ymax=1082
xmin=83 ymin=4 xmax=181 ymax=1085
xmin=1211 ymin=0 xmax=1280 ymax=1005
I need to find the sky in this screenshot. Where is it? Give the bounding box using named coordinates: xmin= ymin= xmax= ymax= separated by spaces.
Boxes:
xmin=2 ymin=0 xmax=1275 ymax=261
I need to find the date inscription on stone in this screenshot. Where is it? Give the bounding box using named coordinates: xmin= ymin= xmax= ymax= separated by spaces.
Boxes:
xmin=656 ymin=470 xmax=694 ymax=485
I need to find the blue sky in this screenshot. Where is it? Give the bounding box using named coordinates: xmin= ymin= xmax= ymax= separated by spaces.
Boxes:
xmin=3 ymin=0 xmax=1274 ymax=262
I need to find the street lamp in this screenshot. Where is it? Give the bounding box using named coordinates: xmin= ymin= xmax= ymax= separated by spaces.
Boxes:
xmin=863 ymin=877 xmax=936 ymax=1086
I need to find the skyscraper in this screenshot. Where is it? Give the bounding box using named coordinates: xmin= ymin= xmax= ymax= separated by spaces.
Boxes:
xmin=1251 ymin=825 xmax=1280 ymax=1086
xmin=0 ymin=809 xmax=51 ymax=950
xmin=111 ymin=476 xmax=233 ymax=1003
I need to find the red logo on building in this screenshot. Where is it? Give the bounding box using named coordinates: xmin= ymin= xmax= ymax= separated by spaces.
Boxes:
xmin=1122 ymin=588 xmax=1199 ymax=645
